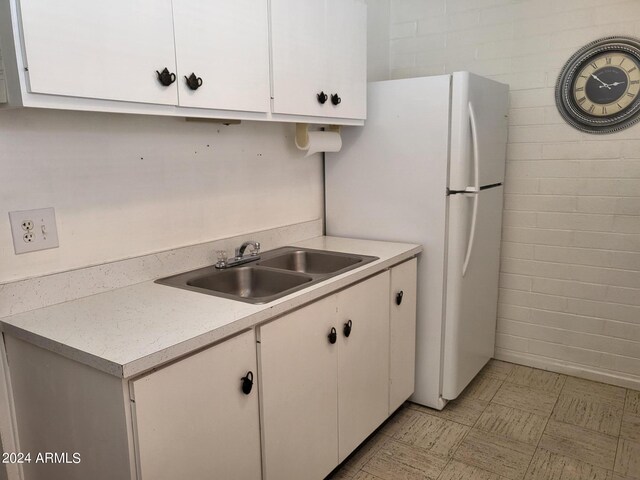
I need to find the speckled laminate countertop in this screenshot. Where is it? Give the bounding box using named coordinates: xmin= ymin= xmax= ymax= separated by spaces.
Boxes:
xmin=1 ymin=236 xmax=421 ymax=378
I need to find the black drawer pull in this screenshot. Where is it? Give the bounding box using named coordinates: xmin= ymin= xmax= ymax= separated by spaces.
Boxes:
xmin=328 ymin=327 xmax=337 ymax=344
xmin=241 ymin=371 xmax=254 ymax=395
xmin=396 ymin=291 xmax=404 ymax=306
xmin=343 ymin=320 xmax=352 ymax=337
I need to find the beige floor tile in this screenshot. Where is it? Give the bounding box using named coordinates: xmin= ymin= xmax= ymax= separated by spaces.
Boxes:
xmin=439 ymin=459 xmax=508 ymax=480
xmin=524 ymin=448 xmax=612 ymax=480
xmin=328 ymin=468 xmax=357 ymax=479
xmin=614 ymin=438 xmax=640 ymax=479
xmin=461 ymin=373 xmax=504 ymax=402
xmin=625 ymin=390 xmax=640 ymax=415
xmin=378 ymin=405 xmax=417 ymax=438
xmin=352 ymin=472 xmax=384 ymax=480
xmin=362 ymin=438 xmax=448 ymax=480
xmin=453 ymin=428 xmax=536 ymax=480
xmin=492 ymin=382 xmax=558 ymax=417
xmin=476 ymin=403 xmax=547 ymax=445
xmin=482 ymin=359 xmax=516 ymax=381
xmin=391 ymin=410 xmax=469 ymax=458
xmin=620 ymin=412 xmax=640 ymax=442
xmin=552 ymin=394 xmax=623 ymax=436
xmin=562 ymin=377 xmax=626 ymax=407
xmin=338 ymin=431 xmax=390 ymax=476
xmin=612 ymin=474 xmax=637 ymax=480
xmin=408 ymin=396 xmax=488 ymax=427
xmin=539 ymin=419 xmax=618 ymax=470
xmin=506 ymin=365 xmax=566 ymax=394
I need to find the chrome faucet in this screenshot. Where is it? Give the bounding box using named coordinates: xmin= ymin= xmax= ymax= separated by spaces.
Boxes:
xmin=236 ymin=241 xmax=261 ymax=259
xmin=215 ymin=241 xmax=261 ymax=269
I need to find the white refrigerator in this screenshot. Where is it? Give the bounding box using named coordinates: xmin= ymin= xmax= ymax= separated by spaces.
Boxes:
xmin=325 ymin=72 xmax=509 ymax=410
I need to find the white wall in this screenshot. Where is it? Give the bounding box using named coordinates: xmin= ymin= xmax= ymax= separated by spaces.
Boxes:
xmin=0 ymin=110 xmax=323 ymax=283
xmin=365 ymin=0 xmax=391 ymax=81
xmin=389 ymin=0 xmax=640 ymax=387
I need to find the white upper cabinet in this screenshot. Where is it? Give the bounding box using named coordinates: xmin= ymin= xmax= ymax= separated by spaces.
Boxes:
xmin=18 ymin=0 xmax=178 ymax=105
xmin=271 ymin=0 xmax=366 ymax=120
xmin=2 ymin=0 xmax=366 ymax=123
xmin=172 ymin=0 xmax=270 ymax=112
xmin=325 ymin=0 xmax=367 ymax=120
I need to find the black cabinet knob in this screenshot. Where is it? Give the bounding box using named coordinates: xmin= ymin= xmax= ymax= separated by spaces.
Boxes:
xmin=241 ymin=371 xmax=254 ymax=395
xmin=396 ymin=291 xmax=404 ymax=306
xmin=328 ymin=327 xmax=337 ymax=344
xmin=331 ymin=93 xmax=341 ymax=105
xmin=185 ymin=73 xmax=203 ymax=90
xmin=343 ymin=319 xmax=352 ymax=338
xmin=317 ymin=91 xmax=328 ymax=104
xmin=156 ymin=67 xmax=176 ymax=86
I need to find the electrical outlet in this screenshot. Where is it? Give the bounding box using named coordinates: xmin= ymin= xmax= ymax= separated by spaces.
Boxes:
xmin=9 ymin=208 xmax=59 ymax=254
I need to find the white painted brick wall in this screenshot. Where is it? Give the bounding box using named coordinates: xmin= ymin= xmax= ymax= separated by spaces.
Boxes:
xmin=389 ymin=0 xmax=640 ymax=388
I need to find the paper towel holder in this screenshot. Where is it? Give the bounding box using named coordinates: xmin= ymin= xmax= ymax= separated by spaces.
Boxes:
xmin=295 ymin=123 xmax=341 ymax=150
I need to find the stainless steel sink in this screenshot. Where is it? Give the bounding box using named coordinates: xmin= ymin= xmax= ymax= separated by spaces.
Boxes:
xmin=156 ymin=246 xmax=378 ymax=304
xmin=257 ymin=250 xmax=363 ymax=274
xmin=187 ymin=267 xmax=312 ymax=301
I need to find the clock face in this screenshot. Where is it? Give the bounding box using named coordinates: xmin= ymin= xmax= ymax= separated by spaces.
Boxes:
xmin=556 ymin=36 xmax=640 ymax=133
xmin=573 ymin=52 xmax=640 ymax=117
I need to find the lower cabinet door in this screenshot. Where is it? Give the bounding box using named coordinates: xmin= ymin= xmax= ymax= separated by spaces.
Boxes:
xmin=130 ymin=330 xmax=261 ymax=480
xmin=336 ymin=272 xmax=391 ymax=462
xmin=259 ymin=295 xmax=339 ymax=480
xmin=389 ymin=259 xmax=418 ymax=413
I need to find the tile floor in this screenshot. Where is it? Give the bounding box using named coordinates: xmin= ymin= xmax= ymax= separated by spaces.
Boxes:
xmin=328 ymin=360 xmax=640 ymax=480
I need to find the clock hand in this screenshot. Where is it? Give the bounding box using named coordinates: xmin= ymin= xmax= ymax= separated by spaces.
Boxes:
xmin=591 ymin=74 xmax=612 ymax=89
xmin=599 ymin=81 xmax=626 ymax=88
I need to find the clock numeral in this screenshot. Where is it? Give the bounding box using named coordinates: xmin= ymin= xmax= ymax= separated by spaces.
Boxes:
xmin=580 ymin=75 xmax=588 ymax=79
xmin=588 ymin=105 xmax=595 ymax=114
xmin=591 ymin=62 xmax=598 ymax=69
xmin=631 ymin=80 xmax=640 ymax=85
xmin=620 ymin=58 xmax=626 ymax=66
xmin=627 ymin=92 xmax=635 ymax=97
xmin=606 ymin=57 xmax=612 ymax=65
xmin=578 ymin=97 xmax=587 ymax=104
xmin=627 ymin=67 xmax=637 ymax=73
xmin=576 ymin=86 xmax=584 ymax=92
xmin=618 ymin=103 xmax=624 ymax=109
xmin=602 ymin=106 xmax=607 ymax=115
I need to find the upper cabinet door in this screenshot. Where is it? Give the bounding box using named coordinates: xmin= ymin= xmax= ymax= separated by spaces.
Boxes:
xmin=18 ymin=0 xmax=178 ymax=105
xmin=325 ymin=0 xmax=367 ymax=119
xmin=270 ymin=0 xmax=327 ymax=117
xmin=172 ymin=0 xmax=270 ymax=112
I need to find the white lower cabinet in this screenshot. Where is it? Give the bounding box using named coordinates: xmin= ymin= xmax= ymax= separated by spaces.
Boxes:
xmin=130 ymin=330 xmax=261 ymax=480
xmin=389 ymin=258 xmax=418 ymax=413
xmin=336 ymin=272 xmax=390 ymax=462
xmin=259 ymin=270 xmax=391 ymax=480
xmin=4 ymin=259 xmax=417 ymax=480
xmin=259 ymin=294 xmax=339 ymax=480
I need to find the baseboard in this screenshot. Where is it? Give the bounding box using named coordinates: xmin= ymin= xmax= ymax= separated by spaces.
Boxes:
xmin=495 ymin=348 xmax=640 ymax=391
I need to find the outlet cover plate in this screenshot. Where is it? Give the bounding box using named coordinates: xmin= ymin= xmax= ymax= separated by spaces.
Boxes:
xmin=9 ymin=208 xmax=59 ymax=254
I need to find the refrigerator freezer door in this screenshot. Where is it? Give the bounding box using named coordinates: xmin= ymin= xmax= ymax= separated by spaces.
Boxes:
xmin=449 ymin=72 xmax=509 ymax=191
xmin=442 ymin=186 xmax=504 ymax=400
xmin=326 ymin=76 xmax=451 ymax=409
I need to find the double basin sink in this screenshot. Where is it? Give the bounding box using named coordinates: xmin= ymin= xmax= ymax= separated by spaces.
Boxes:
xmin=156 ymin=246 xmax=378 ymax=304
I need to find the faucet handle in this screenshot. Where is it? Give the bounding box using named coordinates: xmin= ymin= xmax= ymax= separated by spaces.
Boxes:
xmin=251 ymin=242 xmax=261 ymax=256
xmin=216 ymin=250 xmax=228 ymax=268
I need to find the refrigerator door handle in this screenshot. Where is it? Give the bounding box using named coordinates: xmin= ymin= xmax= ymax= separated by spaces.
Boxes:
xmin=462 ymin=192 xmax=479 ymax=277
xmin=468 ymin=102 xmax=480 ymax=192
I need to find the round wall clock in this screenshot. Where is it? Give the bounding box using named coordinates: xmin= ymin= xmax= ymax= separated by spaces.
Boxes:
xmin=556 ymin=36 xmax=640 ymax=133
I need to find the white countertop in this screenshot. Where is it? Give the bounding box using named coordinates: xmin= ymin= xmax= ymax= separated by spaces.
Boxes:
xmin=1 ymin=236 xmax=421 ymax=378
